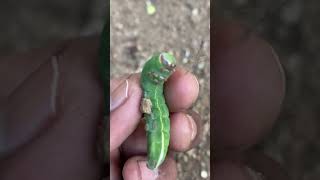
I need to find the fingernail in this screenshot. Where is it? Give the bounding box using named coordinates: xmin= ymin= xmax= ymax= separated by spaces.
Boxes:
xmin=110 ymin=79 xmax=129 ymax=111
xmin=245 ymin=166 xmax=265 ymax=180
xmin=186 ymin=114 xmax=197 ymax=141
xmin=184 ymin=71 xmax=200 ymax=105
xmin=137 ymin=160 xmax=159 ymax=180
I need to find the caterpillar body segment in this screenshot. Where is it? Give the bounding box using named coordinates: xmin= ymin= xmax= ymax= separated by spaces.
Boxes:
xmin=140 ymin=52 xmax=176 ymax=170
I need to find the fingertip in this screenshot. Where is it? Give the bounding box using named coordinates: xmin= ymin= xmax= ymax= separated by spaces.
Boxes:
xmin=123 ymin=156 xmax=177 ymax=180
xmin=110 ymin=74 xmax=142 ymax=151
xmin=165 ymin=68 xmax=199 ymax=112
xmin=123 ymin=157 xmax=155 ymax=180
xmin=170 ymin=112 xmax=198 ymax=151
xmin=119 ymin=111 xmax=202 ymax=157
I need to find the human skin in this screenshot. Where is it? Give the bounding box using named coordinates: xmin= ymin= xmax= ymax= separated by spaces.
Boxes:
xmin=213 ymin=21 xmax=288 ymax=179
xmin=0 ymin=21 xmax=287 ymax=180
xmin=0 ymin=36 xmax=200 ymax=180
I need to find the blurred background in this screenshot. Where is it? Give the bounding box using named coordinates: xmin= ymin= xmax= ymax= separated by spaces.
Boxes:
xmin=215 ymin=0 xmax=320 ymax=180
xmin=0 ymin=0 xmax=210 ymax=179
xmin=0 ymin=0 xmax=105 ymax=55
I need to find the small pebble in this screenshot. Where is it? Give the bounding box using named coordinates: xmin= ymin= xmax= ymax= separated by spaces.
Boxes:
xmin=182 ymin=58 xmax=189 ymax=64
xmin=206 ymin=150 xmax=210 ymax=156
xmin=201 ymin=170 xmax=208 ymax=179
xmin=192 ymin=8 xmax=199 ymax=16
xmin=199 ymin=79 xmax=205 ymax=85
xmin=185 ymin=49 xmax=191 ymax=58
xmin=198 ymin=62 xmax=205 ymax=69
xmin=115 ymin=23 xmax=123 ymax=30
xmin=183 ymin=155 xmax=188 ymax=162
xmin=191 ymin=8 xmax=201 ymax=22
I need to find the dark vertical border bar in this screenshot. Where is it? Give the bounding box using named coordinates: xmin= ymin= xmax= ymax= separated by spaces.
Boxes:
xmin=99 ymin=0 xmax=110 ymax=178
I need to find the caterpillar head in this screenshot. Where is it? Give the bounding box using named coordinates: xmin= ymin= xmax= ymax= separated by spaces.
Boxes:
xmin=141 ymin=52 xmax=177 ymax=84
xmin=159 ymin=52 xmax=176 ymax=72
xmin=153 ymin=52 xmax=176 ymax=83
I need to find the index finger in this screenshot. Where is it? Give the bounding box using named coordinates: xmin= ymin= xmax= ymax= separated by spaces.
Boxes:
xmin=165 ymin=68 xmax=199 ymax=112
xmin=110 ymin=68 xmax=199 ymax=151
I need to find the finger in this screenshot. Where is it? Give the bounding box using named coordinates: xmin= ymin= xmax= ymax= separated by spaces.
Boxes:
xmin=110 ymin=74 xmax=142 ymax=151
xmin=1 ymin=55 xmax=61 ymax=156
xmin=110 ymin=78 xmax=130 ymax=111
xmin=110 ymin=69 xmax=199 ymax=151
xmin=110 ymin=67 xmax=199 ymax=112
xmin=0 ymin=39 xmax=90 ymax=156
xmin=110 ymin=78 xmax=124 ymax=93
xmin=169 ymin=111 xmax=200 ymax=151
xmin=165 ymin=68 xmax=199 ymax=112
xmin=110 ymin=74 xmax=131 ymax=92
xmin=120 ymin=111 xmax=201 ymax=158
xmin=0 ymin=37 xmax=101 ymax=179
xmin=122 ymin=156 xmax=177 ymax=180
xmin=213 ymin=21 xmax=285 ymax=151
xmin=0 ymin=40 xmax=70 ymax=99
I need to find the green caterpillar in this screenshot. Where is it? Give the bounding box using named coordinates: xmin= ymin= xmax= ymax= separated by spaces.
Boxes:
xmin=140 ymin=52 xmax=176 ymax=170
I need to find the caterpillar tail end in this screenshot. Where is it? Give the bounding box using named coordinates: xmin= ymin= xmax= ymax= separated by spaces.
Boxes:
xmin=146 ymin=163 xmax=160 ymax=178
xmin=146 ymin=159 xmax=159 ymax=170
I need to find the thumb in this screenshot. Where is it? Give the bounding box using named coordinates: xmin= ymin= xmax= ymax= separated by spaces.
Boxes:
xmin=110 ymin=74 xmax=142 ymax=151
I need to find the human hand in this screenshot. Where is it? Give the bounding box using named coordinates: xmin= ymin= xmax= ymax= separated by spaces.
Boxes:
xmin=213 ymin=21 xmax=288 ymax=179
xmin=0 ymin=20 xmax=289 ymax=180
xmin=0 ymin=37 xmax=105 ymax=179
xmin=110 ymin=68 xmax=200 ymax=180
xmin=0 ymin=37 xmax=202 ymax=180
